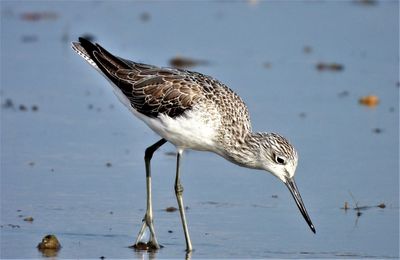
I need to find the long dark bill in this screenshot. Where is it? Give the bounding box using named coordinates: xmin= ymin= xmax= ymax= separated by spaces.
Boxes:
xmin=285 ymin=176 xmax=316 ymax=233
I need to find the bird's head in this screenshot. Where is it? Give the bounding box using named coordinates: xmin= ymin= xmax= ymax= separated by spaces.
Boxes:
xmin=255 ymin=132 xmax=316 ymax=234
xmin=257 ymin=132 xmax=298 ymax=182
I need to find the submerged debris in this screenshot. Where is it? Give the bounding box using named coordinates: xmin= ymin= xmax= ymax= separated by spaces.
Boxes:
xmin=372 ymin=128 xmax=383 ymax=134
xmin=21 ymin=35 xmax=38 ymax=43
xmin=139 ymin=12 xmax=151 ymax=22
xmin=7 ymin=224 xmax=20 ymax=228
xmin=1 ymin=98 xmax=14 ymax=109
xmin=20 ymin=11 xmax=58 ymax=22
xmin=298 ymin=112 xmax=307 ymax=119
xmin=263 ymin=62 xmax=272 ymax=69
xmin=354 ymin=0 xmax=378 ymax=6
xmin=164 ymin=151 xmax=176 ymax=157
xmin=165 ymin=206 xmax=178 ymax=212
xmin=359 ymin=95 xmax=379 ymax=107
xmin=19 ymin=104 xmax=27 ymax=111
xmin=80 ymin=33 xmax=96 ymax=42
xmin=303 ymin=45 xmax=312 ymax=54
xmin=2 ymin=99 xmax=40 ymax=112
xmin=247 ymin=0 xmax=259 ymax=5
xmin=338 ymin=91 xmax=349 ymax=98
xmin=316 ymin=62 xmax=344 ymax=72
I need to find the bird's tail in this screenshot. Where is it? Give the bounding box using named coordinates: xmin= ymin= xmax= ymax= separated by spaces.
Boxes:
xmin=71 ymin=37 xmax=136 ymax=95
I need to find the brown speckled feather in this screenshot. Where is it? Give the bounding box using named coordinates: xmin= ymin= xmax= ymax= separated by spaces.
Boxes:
xmin=74 ymin=37 xmax=252 ymax=143
xmin=78 ymin=37 xmax=204 ymax=118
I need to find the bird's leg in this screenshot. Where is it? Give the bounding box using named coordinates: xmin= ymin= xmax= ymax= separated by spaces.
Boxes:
xmin=174 ymin=149 xmax=193 ymax=252
xmin=133 ymin=138 xmax=167 ymax=250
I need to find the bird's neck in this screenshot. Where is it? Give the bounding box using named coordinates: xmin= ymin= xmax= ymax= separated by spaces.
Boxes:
xmin=217 ymin=132 xmax=263 ymax=170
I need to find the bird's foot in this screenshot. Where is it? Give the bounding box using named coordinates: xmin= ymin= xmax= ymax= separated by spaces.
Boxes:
xmin=131 ymin=215 xmax=162 ymax=251
xmin=130 ymin=241 xmax=163 ymax=251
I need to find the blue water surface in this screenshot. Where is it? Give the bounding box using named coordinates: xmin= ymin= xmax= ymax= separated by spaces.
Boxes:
xmin=1 ymin=1 xmax=398 ymax=259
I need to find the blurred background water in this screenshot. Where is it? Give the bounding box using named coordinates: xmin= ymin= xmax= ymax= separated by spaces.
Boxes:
xmin=1 ymin=0 xmax=398 ymax=259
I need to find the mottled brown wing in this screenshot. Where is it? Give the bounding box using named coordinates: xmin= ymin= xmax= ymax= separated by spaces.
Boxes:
xmin=115 ymin=68 xmax=202 ymax=118
xmin=76 ymin=38 xmax=202 ymax=118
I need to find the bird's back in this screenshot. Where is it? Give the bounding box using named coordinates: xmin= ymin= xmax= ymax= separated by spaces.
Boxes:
xmin=72 ymin=38 xmax=252 ymax=150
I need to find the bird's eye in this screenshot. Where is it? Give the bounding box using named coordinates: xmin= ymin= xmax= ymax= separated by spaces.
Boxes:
xmin=275 ymin=155 xmax=286 ymax=165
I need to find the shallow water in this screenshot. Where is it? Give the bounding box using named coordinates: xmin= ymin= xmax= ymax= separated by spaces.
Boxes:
xmin=1 ymin=1 xmax=399 ymax=259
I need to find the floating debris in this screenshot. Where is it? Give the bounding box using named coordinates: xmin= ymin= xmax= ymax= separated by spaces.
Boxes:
xmin=372 ymin=128 xmax=383 ymax=134
xmin=342 ymin=192 xmax=386 ymax=216
xmin=377 ymin=203 xmax=386 ymax=208
xmin=28 ymin=161 xmax=35 ymax=166
xmin=100 ymin=256 xmax=106 ymax=260
xmin=23 ymin=216 xmax=34 ymax=222
xmin=31 ymin=105 xmax=39 ymax=111
xmin=168 ymin=230 xmax=173 ymax=233
xmin=165 ymin=206 xmax=178 ymax=212
xmin=37 ymin=234 xmax=61 ymax=250
xmin=169 ymin=55 xmax=209 ymax=69
xmin=37 ymin=234 xmax=61 ymax=257
xmin=271 ymin=195 xmax=278 ymax=199
xmin=359 ymin=95 xmax=379 ymax=107
xmin=105 ymin=162 xmax=112 ymax=168
xmin=316 ymin=62 xmax=344 ymax=72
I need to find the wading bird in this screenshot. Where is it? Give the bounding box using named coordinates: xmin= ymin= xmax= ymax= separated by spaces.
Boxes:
xmin=72 ymin=38 xmax=315 ymax=252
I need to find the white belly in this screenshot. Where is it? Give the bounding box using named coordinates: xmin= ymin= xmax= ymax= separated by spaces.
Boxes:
xmin=133 ymin=107 xmax=220 ymax=151
xmin=109 ymin=81 xmax=220 ymax=151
